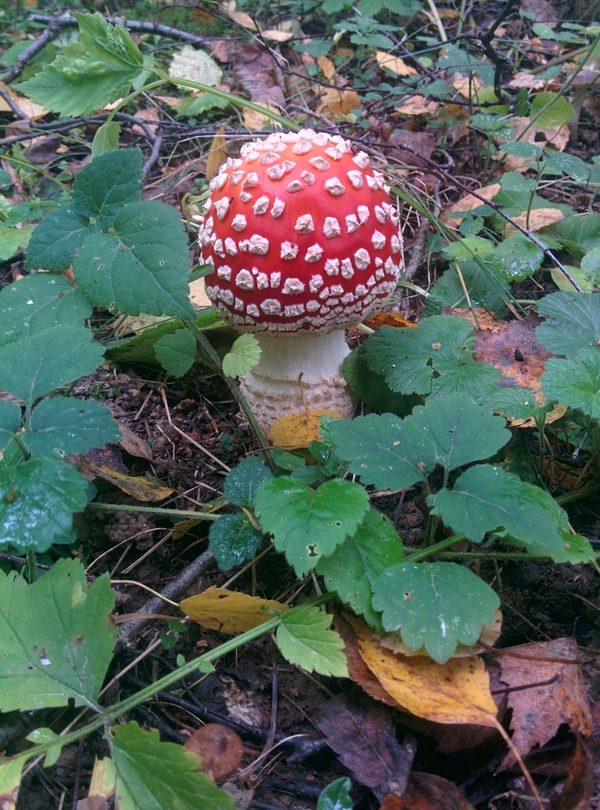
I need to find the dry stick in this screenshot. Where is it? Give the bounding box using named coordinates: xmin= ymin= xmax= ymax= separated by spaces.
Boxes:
xmin=115 ymin=548 xmax=214 ymax=651
xmin=0 ymin=14 xmax=65 ymax=84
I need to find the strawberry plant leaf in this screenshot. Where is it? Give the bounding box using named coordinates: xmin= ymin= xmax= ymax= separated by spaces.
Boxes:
xmin=317 ymin=777 xmax=353 ymax=810
xmin=224 ymin=456 xmax=272 ymax=507
xmin=0 ymin=274 xmax=91 ymax=345
xmin=209 ymin=514 xmax=264 ymax=571
xmin=0 ymin=559 xmax=115 ymax=711
xmin=317 ymin=508 xmax=403 ymax=626
xmin=222 ymin=333 xmax=261 ymax=378
xmin=0 ymin=325 xmax=104 ymax=404
xmin=21 ymin=397 xmax=121 ymax=458
xmin=556 ymin=214 xmax=600 ymax=255
xmin=72 ymin=148 xmax=143 ymax=226
xmin=410 ymin=393 xmax=510 ymax=471
xmin=490 ymin=233 xmax=544 ymax=282
xmin=0 ymin=459 xmax=91 ymax=553
xmin=17 ymin=13 xmax=143 ymax=118
xmin=111 ymin=722 xmax=235 ymax=810
xmin=372 ymin=562 xmax=500 ymax=663
xmin=541 ymin=348 xmax=600 ymax=418
xmin=254 ymin=478 xmax=369 ymax=577
xmin=0 ymin=402 xmax=22 ymax=453
xmin=74 ymin=202 xmax=193 ymax=318
xmin=431 ymin=465 xmax=574 ymax=558
xmin=26 ymin=206 xmax=94 ymax=273
xmin=154 ymin=328 xmax=197 ymax=377
xmin=276 ymin=605 xmax=348 ymax=677
xmin=327 ymin=412 xmax=436 ymax=490
xmin=536 ymin=291 xmax=600 ymax=357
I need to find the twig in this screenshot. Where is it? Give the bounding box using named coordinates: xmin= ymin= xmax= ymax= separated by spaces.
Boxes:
xmin=0 ymin=13 xmax=66 ymax=84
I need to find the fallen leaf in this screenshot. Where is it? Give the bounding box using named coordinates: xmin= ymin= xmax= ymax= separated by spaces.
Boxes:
xmin=381 ymin=772 xmax=476 ymax=809
xmin=505 ymin=207 xmax=565 ymax=235
xmin=168 ymin=45 xmax=222 ymax=86
xmin=81 ymin=463 xmax=174 ymax=501
xmin=118 ymin=423 xmax=153 ymax=461
xmin=243 ymin=101 xmax=282 ymax=131
xmin=0 ymin=81 xmax=47 ymax=119
xmin=394 ymin=95 xmax=438 ymax=116
xmin=184 ymin=724 xmax=244 ymax=781
xmin=227 ymin=10 xmax=260 ymax=30
xmin=317 ymin=87 xmax=361 ymax=119
xmin=317 ymin=55 xmax=336 ymax=80
xmin=375 ymin=51 xmax=417 ymax=77
xmin=316 ymin=693 xmax=414 ymax=800
xmin=206 ymin=126 xmax=228 ymax=181
xmin=346 ymin=616 xmax=498 ymax=726
xmin=451 ymin=71 xmax=483 ymax=98
xmin=509 ymin=72 xmax=547 ymax=90
xmin=131 ymin=107 xmax=160 ymax=135
xmin=180 ymin=586 xmax=288 ymax=634
xmin=267 ymin=409 xmax=346 ymax=449
xmin=498 ymin=637 xmax=593 ymax=769
xmin=261 ymin=28 xmax=294 ymax=42
xmin=190 ymin=277 xmax=213 ymax=308
xmin=549 ymin=736 xmax=595 ymax=810
xmin=85 ymin=756 xmax=116 ymax=810
xmin=441 ymin=183 xmax=501 ymax=228
xmin=362 ymin=312 xmax=417 ymax=330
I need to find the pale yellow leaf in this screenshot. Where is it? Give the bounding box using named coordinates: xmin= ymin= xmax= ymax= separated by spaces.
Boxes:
xmin=168 ymin=45 xmax=222 ymax=87
xmin=228 ymin=10 xmax=260 ymax=30
xmin=0 ymin=82 xmax=47 ymax=119
xmin=317 ymin=55 xmax=336 ymax=80
xmin=189 ymin=277 xmax=212 ymax=308
xmin=441 ymin=183 xmax=501 ymax=227
xmin=508 ymin=72 xmax=546 ymax=90
xmin=181 ymin=586 xmax=289 ymax=633
xmin=81 ymin=464 xmax=174 ymax=502
xmin=348 ymin=615 xmax=498 ymax=726
xmin=452 ymin=71 xmax=483 ymax=98
xmin=206 ymin=125 xmax=228 ymax=181
xmin=267 ymin=410 xmax=345 ymax=449
xmin=394 ymin=95 xmax=438 ymax=116
xmin=505 ymin=207 xmax=565 ymax=235
xmin=243 ymin=101 xmax=281 ymax=131
xmin=261 ymin=29 xmax=294 ymax=42
xmin=375 ymin=51 xmax=417 ymax=76
xmin=317 ymin=87 xmax=361 ymax=119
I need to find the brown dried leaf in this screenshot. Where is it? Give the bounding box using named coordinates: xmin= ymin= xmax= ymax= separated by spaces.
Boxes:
xmin=498 ymin=638 xmax=593 ymax=769
xmin=316 ymin=693 xmax=413 ymax=800
xmin=508 ymin=72 xmax=547 ymax=90
xmin=84 ymin=756 xmax=116 ymax=810
xmin=80 ymin=463 xmax=173 ymax=501
xmin=317 ymin=55 xmax=336 ymax=80
xmin=441 ymin=183 xmax=501 ymax=228
xmin=362 ymin=312 xmax=417 ymax=330
xmin=183 ymin=724 xmax=244 ymax=782
xmin=380 ymin=772 xmax=476 ymax=809
xmin=189 ymin=277 xmax=212 ymax=308
xmin=242 ymin=102 xmax=282 ymax=131
xmin=118 ymin=423 xmax=152 ymax=461
xmin=394 ymin=95 xmax=438 ymax=116
xmin=549 ymin=736 xmax=595 ymax=810
xmin=227 ymin=10 xmax=260 ymax=30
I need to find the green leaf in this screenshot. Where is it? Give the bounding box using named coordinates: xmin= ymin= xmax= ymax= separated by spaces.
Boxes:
xmin=0 ymin=324 xmax=104 ymax=403
xmin=442 ymin=237 xmax=494 ymax=261
xmin=21 ymin=397 xmax=121 ymax=458
xmin=0 ymin=458 xmax=90 ymax=553
xmin=222 ymin=333 xmax=261 ymax=378
xmin=0 ymin=559 xmax=115 ymax=711
xmin=431 ymin=464 xmax=573 ymax=558
xmin=557 ymin=214 xmax=600 ymax=255
xmin=74 ymin=202 xmax=194 ymax=318
xmin=276 ymin=605 xmax=348 ymax=677
xmin=317 ymin=777 xmax=353 ymax=810
xmin=372 ymin=562 xmax=500 ymax=663
xmin=92 ymin=121 xmax=122 ymax=156
xmin=0 ymin=401 xmax=22 ymax=453
xmin=317 ymin=507 xmax=403 ymax=626
xmin=490 ymin=233 xmax=544 ymax=282
xmin=426 ymin=260 xmax=510 ymax=318
xmin=17 ymin=13 xmax=143 ymax=118
xmin=342 ymin=347 xmax=416 ymax=416
xmin=0 ymin=224 xmax=33 ymax=260
xmin=154 ymin=328 xmax=197 ymax=377
xmin=536 ymin=291 xmax=600 ymax=356
xmin=72 ymin=148 xmax=143 ymax=226
xmin=328 ymin=412 xmax=436 ymax=490
xmin=541 ymin=348 xmax=600 ymax=418
xmin=26 ymin=727 xmax=65 ymax=767
xmin=530 ymin=91 xmax=575 ymax=128
xmin=224 ymin=456 xmax=272 ymax=507
xmin=111 ymin=722 xmax=235 ymax=810
xmin=254 ymin=478 xmax=369 ymax=577
xmin=0 ymin=274 xmax=92 ymax=346
xmin=410 ymin=393 xmax=509 ymax=471
xmin=208 ymin=514 xmax=264 ymax=571
xmin=26 ymin=204 xmax=93 ymax=272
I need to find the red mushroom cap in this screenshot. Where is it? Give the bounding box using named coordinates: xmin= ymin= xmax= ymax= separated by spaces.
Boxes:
xmin=200 ymin=129 xmax=402 ymax=334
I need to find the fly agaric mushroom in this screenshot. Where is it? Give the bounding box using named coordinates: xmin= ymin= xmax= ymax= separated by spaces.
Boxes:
xmin=199 ymin=129 xmax=403 ymax=441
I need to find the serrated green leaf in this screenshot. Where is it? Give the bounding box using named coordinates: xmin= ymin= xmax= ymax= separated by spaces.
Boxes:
xmin=536 ymin=291 xmax=600 ymax=356
xmin=0 ymin=559 xmax=115 ymax=711
xmin=541 ymin=348 xmax=600 ymax=418
xmin=426 ymin=260 xmax=510 ymax=318
xmin=92 ymin=121 xmax=122 ymax=156
xmin=342 ymin=346 xmax=416 ymax=416
xmin=21 ymin=397 xmax=121 ymax=458
xmin=0 ymin=324 xmax=104 ymax=403
xmin=317 ymin=777 xmax=353 ymax=810
xmin=480 ymin=385 xmax=538 ymax=420
xmin=530 ymin=91 xmax=575 ymax=128
xmin=17 ymin=13 xmax=143 ymax=118
xmin=112 ymin=721 xmax=235 ymax=810
xmin=0 ymin=401 xmax=22 ymax=453
xmin=363 ymin=316 xmax=481 ymax=395
xmin=372 ymin=562 xmax=499 ymax=663
xmin=72 ymin=148 xmax=142 ymax=226
xmin=26 ymin=204 xmax=94 ymax=272
xmin=222 ymin=333 xmax=261 ymax=378
xmin=556 ymin=214 xmax=600 ymax=255
xmin=442 ymin=237 xmax=494 ymax=261
xmin=254 ymin=478 xmax=369 ymax=577
xmin=409 ymin=393 xmax=510 ymax=471
xmin=224 ymin=456 xmax=272 ymax=507
xmin=74 ymin=201 xmax=193 ymax=318
xmin=490 ymin=233 xmax=544 ymax=282
xmin=208 ymin=514 xmax=264 ymax=571
xmin=316 ymin=507 xmax=403 ymax=626
xmin=154 ymin=328 xmax=196 ymax=377
xmin=277 ymin=605 xmax=348 ymax=677
xmin=0 ymin=224 xmax=33 ymax=260
xmin=431 ymin=464 xmax=573 ymax=558
xmin=0 ymin=274 xmax=92 ymax=346
xmin=328 ymin=412 xmax=436 ymax=490
xmin=0 ymin=458 xmax=91 ymax=553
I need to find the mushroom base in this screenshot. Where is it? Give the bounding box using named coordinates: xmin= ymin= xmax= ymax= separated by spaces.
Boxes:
xmin=240 ymin=331 xmax=355 ymax=443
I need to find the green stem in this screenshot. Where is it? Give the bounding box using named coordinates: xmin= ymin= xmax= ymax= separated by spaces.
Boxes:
xmin=13 ymin=595 xmax=333 ymax=764
xmin=26 ymin=550 xmax=37 ymax=584
xmin=404 ymin=534 xmax=468 ymax=562
xmin=89 ymin=502 xmax=220 ymax=520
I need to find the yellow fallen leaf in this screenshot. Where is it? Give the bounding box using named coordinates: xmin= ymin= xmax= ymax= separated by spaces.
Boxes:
xmin=394 ymin=95 xmax=438 ymax=116
xmin=82 ymin=464 xmax=173 ymax=502
xmin=243 ymin=101 xmax=282 ymax=131
xmin=505 ymin=207 xmax=565 ymax=235
xmin=206 ymin=125 xmax=228 ymax=181
xmin=348 ymin=615 xmax=498 ymax=726
xmin=452 ymin=71 xmax=483 ymax=98
xmin=189 ymin=277 xmax=212 ymax=308
xmin=317 ymin=87 xmax=361 ymax=119
xmin=375 ymin=51 xmax=417 ymax=76
xmin=267 ymin=409 xmax=345 ymax=449
xmin=181 ymin=586 xmax=288 ymax=633
xmin=261 ymin=29 xmax=294 ymax=42
xmin=0 ymin=81 xmax=47 ymax=119
xmin=228 ymin=10 xmax=260 ymax=30
xmin=441 ymin=183 xmax=502 ymax=227
xmin=317 ymin=55 xmax=336 ymax=80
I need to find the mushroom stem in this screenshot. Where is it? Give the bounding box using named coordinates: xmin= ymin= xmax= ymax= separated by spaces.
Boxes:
xmin=239 ymin=331 xmax=355 ymax=437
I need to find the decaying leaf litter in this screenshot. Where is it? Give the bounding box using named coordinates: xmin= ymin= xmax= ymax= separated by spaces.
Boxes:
xmin=0 ymin=0 xmax=599 ymax=808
